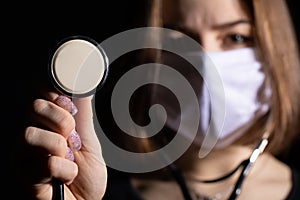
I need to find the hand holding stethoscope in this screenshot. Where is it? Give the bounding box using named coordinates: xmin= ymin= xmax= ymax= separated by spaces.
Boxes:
xmin=49 ymin=36 xmax=109 ymax=200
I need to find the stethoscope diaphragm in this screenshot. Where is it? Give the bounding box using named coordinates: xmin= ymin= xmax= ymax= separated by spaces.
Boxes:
xmin=49 ymin=36 xmax=109 ymax=97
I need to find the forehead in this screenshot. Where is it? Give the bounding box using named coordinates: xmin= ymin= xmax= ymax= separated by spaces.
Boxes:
xmin=163 ymin=0 xmax=252 ymax=26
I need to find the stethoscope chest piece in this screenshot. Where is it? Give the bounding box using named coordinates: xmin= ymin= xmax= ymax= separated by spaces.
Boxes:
xmin=49 ymin=36 xmax=109 ymax=97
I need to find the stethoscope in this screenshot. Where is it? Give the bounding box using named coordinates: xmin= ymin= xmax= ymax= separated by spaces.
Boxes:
xmin=48 ymin=35 xmax=270 ymax=200
xmin=49 ymin=36 xmax=109 ymax=200
xmin=168 ymin=134 xmax=269 ymax=200
xmin=49 ymin=35 xmax=109 ymax=98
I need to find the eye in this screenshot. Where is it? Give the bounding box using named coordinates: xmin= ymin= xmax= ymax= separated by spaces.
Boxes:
xmin=222 ymin=33 xmax=254 ymax=49
xmin=230 ymin=34 xmax=253 ymax=43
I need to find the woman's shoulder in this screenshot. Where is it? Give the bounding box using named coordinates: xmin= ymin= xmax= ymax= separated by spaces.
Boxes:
xmin=238 ymin=153 xmax=293 ymax=199
xmin=263 ymin=155 xmax=300 ymax=200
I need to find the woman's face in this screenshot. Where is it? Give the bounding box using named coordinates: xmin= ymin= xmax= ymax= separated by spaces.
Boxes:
xmin=163 ymin=0 xmax=254 ymax=51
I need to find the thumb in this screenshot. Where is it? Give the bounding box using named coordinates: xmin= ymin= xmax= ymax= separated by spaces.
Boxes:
xmin=72 ymin=95 xmax=101 ymax=153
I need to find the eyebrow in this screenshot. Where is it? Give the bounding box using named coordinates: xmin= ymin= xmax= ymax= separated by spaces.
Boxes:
xmin=211 ymin=19 xmax=252 ymax=30
xmin=164 ymin=19 xmax=252 ymax=32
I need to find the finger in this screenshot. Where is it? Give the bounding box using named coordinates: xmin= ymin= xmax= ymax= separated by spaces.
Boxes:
xmin=72 ymin=96 xmax=102 ymax=153
xmin=73 ymin=96 xmax=94 ymax=133
xmin=31 ymin=98 xmax=76 ymax=138
xmin=39 ymin=93 xmax=82 ymax=151
xmin=48 ymin=156 xmax=78 ymax=185
xmin=68 ymin=129 xmax=82 ymax=152
xmin=44 ymin=91 xmax=60 ymax=102
xmin=24 ymin=126 xmax=68 ymax=157
xmin=39 ymin=92 xmax=78 ymax=115
xmin=54 ymin=95 xmax=78 ymax=115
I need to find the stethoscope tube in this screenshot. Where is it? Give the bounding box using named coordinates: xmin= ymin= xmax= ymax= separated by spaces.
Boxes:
xmin=52 ymin=178 xmax=64 ymax=200
xmin=169 ymin=136 xmax=269 ymax=200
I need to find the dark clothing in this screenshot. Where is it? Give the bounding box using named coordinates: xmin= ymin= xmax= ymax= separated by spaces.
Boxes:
xmin=103 ymin=166 xmax=300 ymax=200
xmin=286 ymin=167 xmax=300 ymax=200
xmin=103 ymin=168 xmax=143 ymax=200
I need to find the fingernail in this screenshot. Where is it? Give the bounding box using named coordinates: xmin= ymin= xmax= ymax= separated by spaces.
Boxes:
xmin=68 ymin=129 xmax=81 ymax=151
xmin=65 ymin=147 xmax=74 ymax=161
xmin=55 ymin=95 xmax=78 ymax=115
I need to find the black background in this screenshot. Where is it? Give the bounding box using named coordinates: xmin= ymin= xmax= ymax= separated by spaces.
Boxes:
xmin=1 ymin=0 xmax=299 ymax=194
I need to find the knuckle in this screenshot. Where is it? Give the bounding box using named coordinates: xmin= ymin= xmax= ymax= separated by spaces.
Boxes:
xmin=69 ymin=163 xmax=79 ymax=178
xmin=24 ymin=126 xmax=38 ymax=145
xmin=32 ymin=99 xmax=49 ymax=114
xmin=48 ymin=156 xmax=78 ymax=182
xmin=48 ymin=156 xmax=60 ymax=173
xmin=56 ymin=114 xmax=76 ymax=133
xmin=54 ymin=135 xmax=68 ymax=151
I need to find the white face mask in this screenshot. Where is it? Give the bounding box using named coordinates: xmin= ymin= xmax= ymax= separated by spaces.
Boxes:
xmin=198 ymin=47 xmax=271 ymax=148
xmin=155 ymin=47 xmax=271 ymax=150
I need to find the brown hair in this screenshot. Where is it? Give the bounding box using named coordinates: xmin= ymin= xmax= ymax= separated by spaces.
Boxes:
xmin=236 ymin=0 xmax=300 ymax=154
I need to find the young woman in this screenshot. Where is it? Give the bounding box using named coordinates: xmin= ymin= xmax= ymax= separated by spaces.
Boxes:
xmin=100 ymin=0 xmax=300 ymax=199
xmin=18 ymin=0 xmax=300 ymax=199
